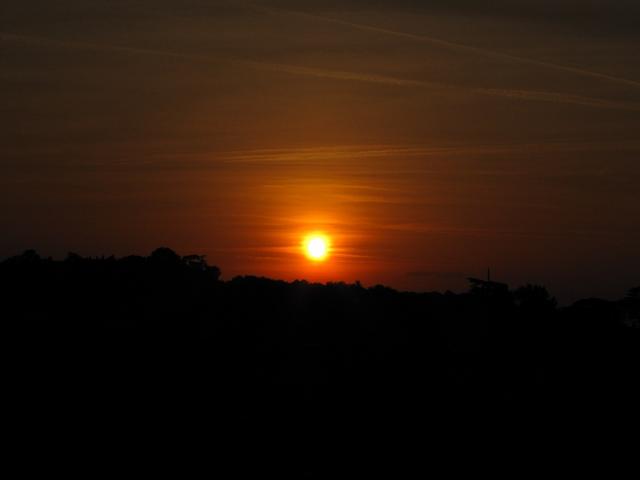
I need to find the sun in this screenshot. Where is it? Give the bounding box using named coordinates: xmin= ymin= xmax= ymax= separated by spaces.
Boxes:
xmin=303 ymin=233 xmax=331 ymax=262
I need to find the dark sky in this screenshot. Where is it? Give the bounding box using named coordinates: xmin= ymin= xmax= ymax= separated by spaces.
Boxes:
xmin=2 ymin=0 xmax=639 ymax=302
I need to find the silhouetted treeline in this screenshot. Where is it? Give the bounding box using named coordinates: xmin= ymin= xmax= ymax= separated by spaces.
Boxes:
xmin=3 ymin=247 xmax=639 ymax=453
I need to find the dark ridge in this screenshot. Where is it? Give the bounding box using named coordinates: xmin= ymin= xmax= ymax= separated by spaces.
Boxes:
xmin=3 ymin=247 xmax=638 ymax=471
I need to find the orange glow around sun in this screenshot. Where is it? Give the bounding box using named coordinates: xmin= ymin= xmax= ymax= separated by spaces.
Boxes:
xmin=303 ymin=233 xmax=331 ymax=262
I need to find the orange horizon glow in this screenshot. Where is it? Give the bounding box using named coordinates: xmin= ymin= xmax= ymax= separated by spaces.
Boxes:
xmin=4 ymin=2 xmax=639 ymax=304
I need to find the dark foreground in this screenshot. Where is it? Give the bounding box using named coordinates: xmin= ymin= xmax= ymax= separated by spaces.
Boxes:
xmin=4 ymin=248 xmax=639 ymax=473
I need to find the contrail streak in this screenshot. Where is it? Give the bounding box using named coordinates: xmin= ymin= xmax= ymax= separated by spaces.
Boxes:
xmin=248 ymin=60 xmax=640 ymax=111
xmin=3 ymin=32 xmax=639 ymax=112
xmin=247 ymin=3 xmax=640 ymax=90
xmin=0 ymin=32 xmax=237 ymax=64
xmin=472 ymin=87 xmax=640 ymax=111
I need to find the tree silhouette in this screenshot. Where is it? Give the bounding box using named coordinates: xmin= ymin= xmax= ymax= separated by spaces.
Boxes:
xmin=5 ymin=249 xmax=41 ymax=265
xmin=513 ymin=284 xmax=557 ymax=313
xmin=1 ymin=246 xmax=638 ymax=422
xmin=150 ymin=247 xmax=182 ymax=265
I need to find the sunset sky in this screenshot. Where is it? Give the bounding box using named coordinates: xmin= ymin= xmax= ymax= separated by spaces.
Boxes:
xmin=2 ymin=1 xmax=639 ymax=302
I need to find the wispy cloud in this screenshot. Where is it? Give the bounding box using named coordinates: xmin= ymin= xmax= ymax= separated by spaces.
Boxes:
xmin=250 ymin=3 xmax=640 ymax=90
xmin=0 ymin=31 xmax=236 ymax=64
xmin=472 ymin=87 xmax=640 ymax=111
xmin=6 ymin=140 xmax=639 ymax=173
xmin=251 ymin=60 xmax=640 ymax=111
xmin=4 ymin=31 xmax=639 ymax=112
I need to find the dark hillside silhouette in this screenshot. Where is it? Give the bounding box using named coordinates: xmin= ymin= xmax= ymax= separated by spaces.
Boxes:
xmin=3 ymin=247 xmax=639 ymax=467
xmin=3 ymin=246 xmax=637 ymax=366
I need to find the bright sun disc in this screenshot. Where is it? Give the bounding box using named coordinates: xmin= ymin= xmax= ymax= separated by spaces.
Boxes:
xmin=303 ymin=234 xmax=330 ymax=262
